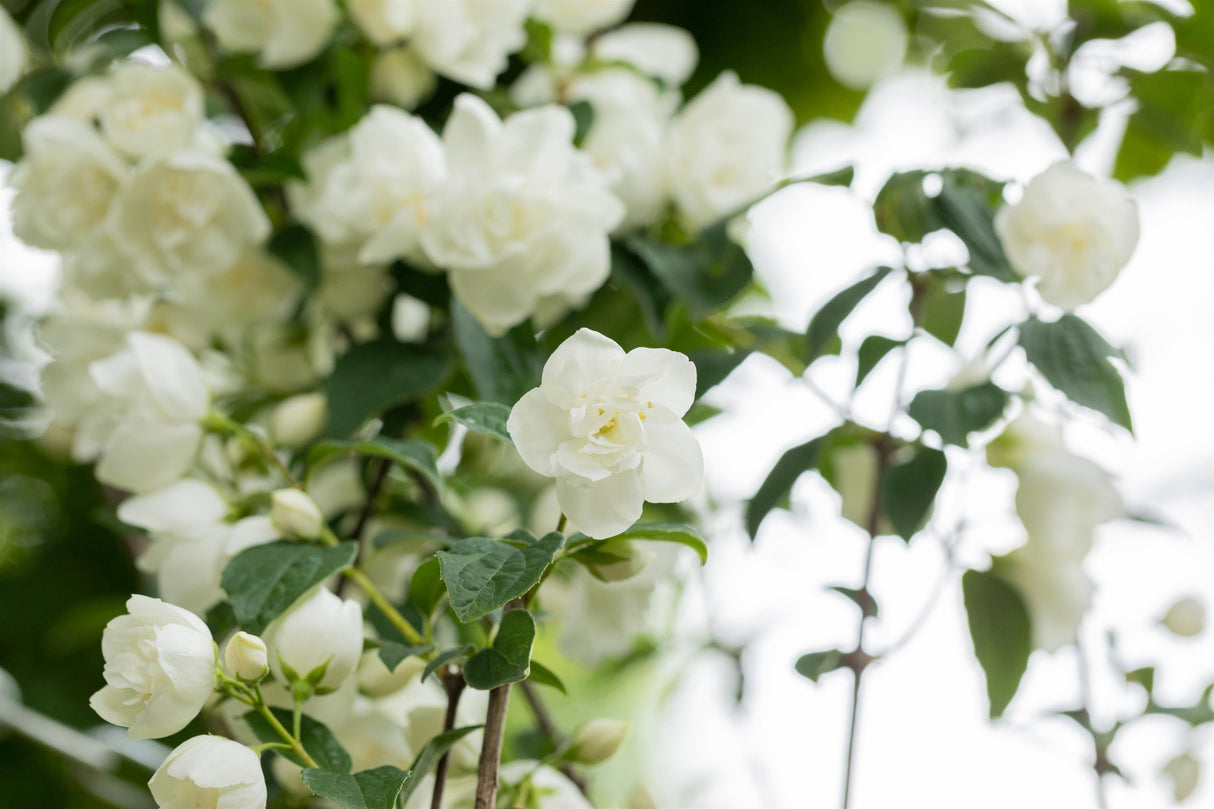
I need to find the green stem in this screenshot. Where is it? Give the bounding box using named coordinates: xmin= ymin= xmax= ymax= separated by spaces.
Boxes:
xmin=344 ymin=566 xmax=428 ymax=648
xmin=254 ymin=702 xmax=318 ymax=769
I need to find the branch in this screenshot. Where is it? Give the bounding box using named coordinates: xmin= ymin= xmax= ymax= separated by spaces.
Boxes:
xmin=519 ymin=681 xmax=590 ymax=798
xmin=431 ymin=669 xmax=466 ymax=809
xmin=474 ymin=683 xmax=512 ymax=809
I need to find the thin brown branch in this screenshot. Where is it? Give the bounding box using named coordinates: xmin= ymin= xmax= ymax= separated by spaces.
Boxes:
xmin=431 ymin=669 xmax=466 ymax=809
xmin=474 ymin=683 xmax=512 ymax=809
xmin=518 ymin=681 xmax=590 ymax=798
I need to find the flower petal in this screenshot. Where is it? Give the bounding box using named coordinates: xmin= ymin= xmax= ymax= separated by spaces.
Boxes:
xmin=556 ymin=469 xmax=643 ymax=540
xmin=541 ymin=328 xmax=624 ymax=408
xmin=507 ymin=388 xmax=569 ymax=477
xmin=639 ymin=406 xmax=703 ymax=503
xmin=621 ymin=347 xmax=697 ymax=417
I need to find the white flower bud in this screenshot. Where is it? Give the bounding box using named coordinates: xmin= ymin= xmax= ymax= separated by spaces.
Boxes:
xmin=1163 ymin=753 xmax=1200 ymax=803
xmin=90 ymin=596 xmax=216 ymax=739
xmin=588 ymin=541 xmax=653 ymax=582
xmin=265 ymin=587 xmax=363 ymax=692
xmin=823 ymin=2 xmax=908 ymax=90
xmin=566 ymin=719 xmax=629 ymax=765
xmin=225 ymin=632 xmax=270 ymax=682
xmin=1162 ymin=597 xmax=1205 ymax=637
xmin=270 ymin=488 xmax=325 ymax=540
xmin=391 ymin=294 xmax=432 ymax=343
xmin=270 ymin=393 xmax=328 ymax=448
xmin=150 ymin=736 xmax=267 ymax=809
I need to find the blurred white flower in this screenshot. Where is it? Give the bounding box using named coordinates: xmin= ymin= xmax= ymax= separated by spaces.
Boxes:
xmin=995 ymin=161 xmax=1139 ymax=309
xmin=271 ymin=392 xmax=328 ymax=447
xmin=1162 ymin=597 xmax=1205 ymax=637
xmin=75 ymin=332 xmax=210 ymax=493
xmin=0 ymin=5 xmax=29 ymax=92
xmin=508 ymin=329 xmax=701 ymax=538
xmin=10 ymin=116 xmax=128 ymax=250
xmin=114 ymin=150 xmax=270 ymax=284
xmin=149 ymin=736 xmax=267 ymax=809
xmin=98 ymin=62 xmax=205 ymax=159
xmin=566 ymin=718 xmax=630 ymax=764
xmin=348 ymin=0 xmax=415 ymax=45
xmin=225 ymin=632 xmax=270 ymax=682
xmin=270 ymin=488 xmax=326 ymax=539
xmin=422 ymin=95 xmax=624 ymax=334
xmin=533 ymin=0 xmax=633 ymax=35
xmin=371 ymin=46 xmax=437 ymax=109
xmin=410 ymin=0 xmax=530 ymax=89
xmin=118 ymin=479 xmax=276 ymax=613
xmin=666 ymin=71 xmax=792 ymax=232
xmin=90 ymin=596 xmax=216 ymax=739
xmin=203 ymin=0 xmax=338 ymax=69
xmin=265 ymin=587 xmax=363 ymax=691
xmin=288 ymin=106 xmax=445 ymax=265
xmin=592 ymin=23 xmax=699 ymax=86
xmin=823 ymin=2 xmax=909 ymax=90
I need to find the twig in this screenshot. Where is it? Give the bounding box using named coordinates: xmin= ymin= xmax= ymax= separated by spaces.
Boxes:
xmin=431 ymin=669 xmax=466 ymax=809
xmin=518 ymin=681 xmax=590 ymax=798
xmin=474 ymin=683 xmax=512 ymax=809
xmin=1077 ymin=641 xmax=1110 ymax=809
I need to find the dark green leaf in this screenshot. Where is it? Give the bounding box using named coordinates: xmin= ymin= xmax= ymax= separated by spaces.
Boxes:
xmin=48 ymin=0 xmax=131 ymax=52
xmin=1019 ymin=315 xmax=1132 ymax=431
xmin=798 ymin=165 xmax=855 ymax=187
xmin=377 ymin=641 xmax=434 ymax=673
xmin=745 ymin=437 xmax=825 ymax=540
xmin=907 ymin=382 xmax=1009 ymax=448
xmin=828 ymin=586 xmax=878 ymax=619
xmin=221 ymin=541 xmax=358 ymax=635
xmin=855 ymin=336 xmax=904 ymax=387
xmin=806 ymin=267 xmax=893 ymax=361
xmin=437 ymin=532 xmax=564 ymax=623
xmin=527 ymin=660 xmax=567 ymax=694
xmin=408 ymin=557 xmax=446 ymax=616
xmin=962 ymin=569 xmax=1032 ymax=719
xmin=624 ymin=223 xmax=755 ymax=318
xmin=422 ymin=645 xmax=474 ymax=683
xmin=916 ymin=279 xmax=967 ymax=347
xmin=245 ymin=708 xmax=352 ymax=772
xmin=689 ymin=348 xmax=753 ymax=399
xmin=309 ymin=437 xmax=442 ymax=493
xmin=302 ymin=765 xmax=411 ymax=809
xmin=464 ymin=610 xmax=536 ymax=690
xmin=880 ymin=447 xmax=946 ymax=542
xmin=452 ymin=304 xmax=543 ymax=406
xmin=569 ymin=99 xmax=595 ymax=146
xmin=398 ymin=726 xmax=483 ymax=805
xmin=794 ymin=650 xmax=845 ymax=683
xmin=1125 ymin=666 xmax=1155 ymax=695
xmin=435 ymin=403 xmax=514 ymax=444
xmin=593 ymin=522 xmax=708 ymax=565
xmin=325 ymin=339 xmax=449 ymax=437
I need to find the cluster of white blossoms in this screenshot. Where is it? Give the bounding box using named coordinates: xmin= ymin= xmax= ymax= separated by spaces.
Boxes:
xmin=988 ymin=413 xmax=1124 ymax=651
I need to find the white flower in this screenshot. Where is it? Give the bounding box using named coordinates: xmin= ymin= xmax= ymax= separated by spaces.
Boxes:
xmin=0 ymin=5 xmax=28 ymax=92
xmin=225 ymin=632 xmax=270 ymax=682
xmin=665 ymin=71 xmax=792 ymax=232
xmin=118 ymin=480 xmax=276 ymax=612
xmin=566 ymin=718 xmax=629 ymax=764
xmin=391 ymin=294 xmax=432 ymax=343
xmin=591 ymin=23 xmax=699 ymax=86
xmin=265 ymin=587 xmax=363 ymax=691
xmin=149 ymin=736 xmax=267 ymax=809
xmin=995 ymin=161 xmax=1139 ymax=309
xmin=90 ymin=596 xmax=216 ymax=739
xmin=348 ymin=0 xmax=415 ymax=45
xmin=114 ymin=150 xmax=270 ymax=284
xmin=203 ymin=0 xmax=338 ymax=69
xmin=371 ymin=47 xmax=437 ymax=109
xmin=10 ymin=116 xmax=128 ymax=250
xmin=823 ymin=2 xmax=908 ymax=90
xmin=1001 ymin=551 xmax=1094 ymax=653
xmin=270 ymin=488 xmax=325 ymax=539
xmin=532 ymin=0 xmax=633 ymax=35
xmin=410 ymin=0 xmax=531 ymax=89
xmin=99 ymin=62 xmax=206 ymax=159
xmin=421 ymin=95 xmax=624 ymax=335
xmin=508 ymin=329 xmax=702 ymax=538
xmin=271 ymin=393 xmax=328 ymax=447
xmin=288 ymin=106 xmax=445 ymax=264
xmin=74 ymin=332 xmax=210 ymax=493
xmin=1162 ymin=597 xmax=1205 ymax=637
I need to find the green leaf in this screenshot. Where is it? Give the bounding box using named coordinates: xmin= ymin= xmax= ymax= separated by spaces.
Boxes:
xmin=377 ymin=641 xmax=434 ymax=673
xmin=569 ymin=99 xmax=595 ymax=146
xmin=855 ymin=336 xmax=904 ymax=387
xmin=1018 ymin=315 xmax=1132 ymax=431
xmin=880 ymin=447 xmax=946 ymax=542
xmin=309 ymin=437 xmax=442 ymax=493
xmin=245 ymin=708 xmax=352 ymax=772
xmin=916 ymin=277 xmax=967 ymax=347
xmin=221 ymin=541 xmax=358 ymax=635
xmin=806 ymin=267 xmax=893 ymax=361
xmin=794 ymin=650 xmax=845 ymax=683
xmin=624 ymin=223 xmax=755 ymax=318
xmin=828 ymin=586 xmax=878 ymax=619
xmin=595 ymin=522 xmax=708 ymax=565
xmin=302 ymin=766 xmax=411 ymax=809
xmin=437 ymin=532 xmax=564 ymax=623
xmin=798 ymin=165 xmax=855 ymax=187
xmin=422 ymin=645 xmax=475 ymax=683
xmin=408 ymin=557 xmax=447 ymax=616
xmin=962 ymin=569 xmax=1031 ymax=719
xmin=527 ymin=660 xmax=567 ymax=694
xmin=267 ymin=225 xmax=321 ymax=288
xmin=907 ymin=382 xmax=1009 ymax=448
xmin=325 ymin=339 xmax=449 ymax=437
xmin=745 ymin=437 xmax=825 ymax=540
xmin=452 ymin=303 xmax=544 ymax=406
xmin=689 ymin=348 xmax=753 ymax=399
xmin=464 ymin=610 xmax=536 ymax=690
xmin=398 ymin=726 xmax=483 ymax=805
xmin=435 ymin=403 xmax=514 ymax=445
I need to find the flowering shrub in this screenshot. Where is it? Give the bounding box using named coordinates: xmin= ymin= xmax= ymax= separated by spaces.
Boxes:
xmin=0 ymin=0 xmax=1211 ymax=807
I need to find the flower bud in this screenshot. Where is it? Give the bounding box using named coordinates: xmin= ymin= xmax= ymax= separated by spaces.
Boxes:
xmin=588 ymin=541 xmax=653 ymax=582
xmin=1163 ymin=752 xmax=1200 ymax=803
xmin=1162 ymin=597 xmax=1205 ymax=637
xmin=265 ymin=587 xmax=363 ymax=692
xmin=271 ymin=488 xmax=325 ymax=540
xmin=225 ymin=632 xmax=269 ymax=682
xmin=271 ymin=393 xmax=327 ymax=448
xmin=565 ymin=718 xmax=629 ymax=765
